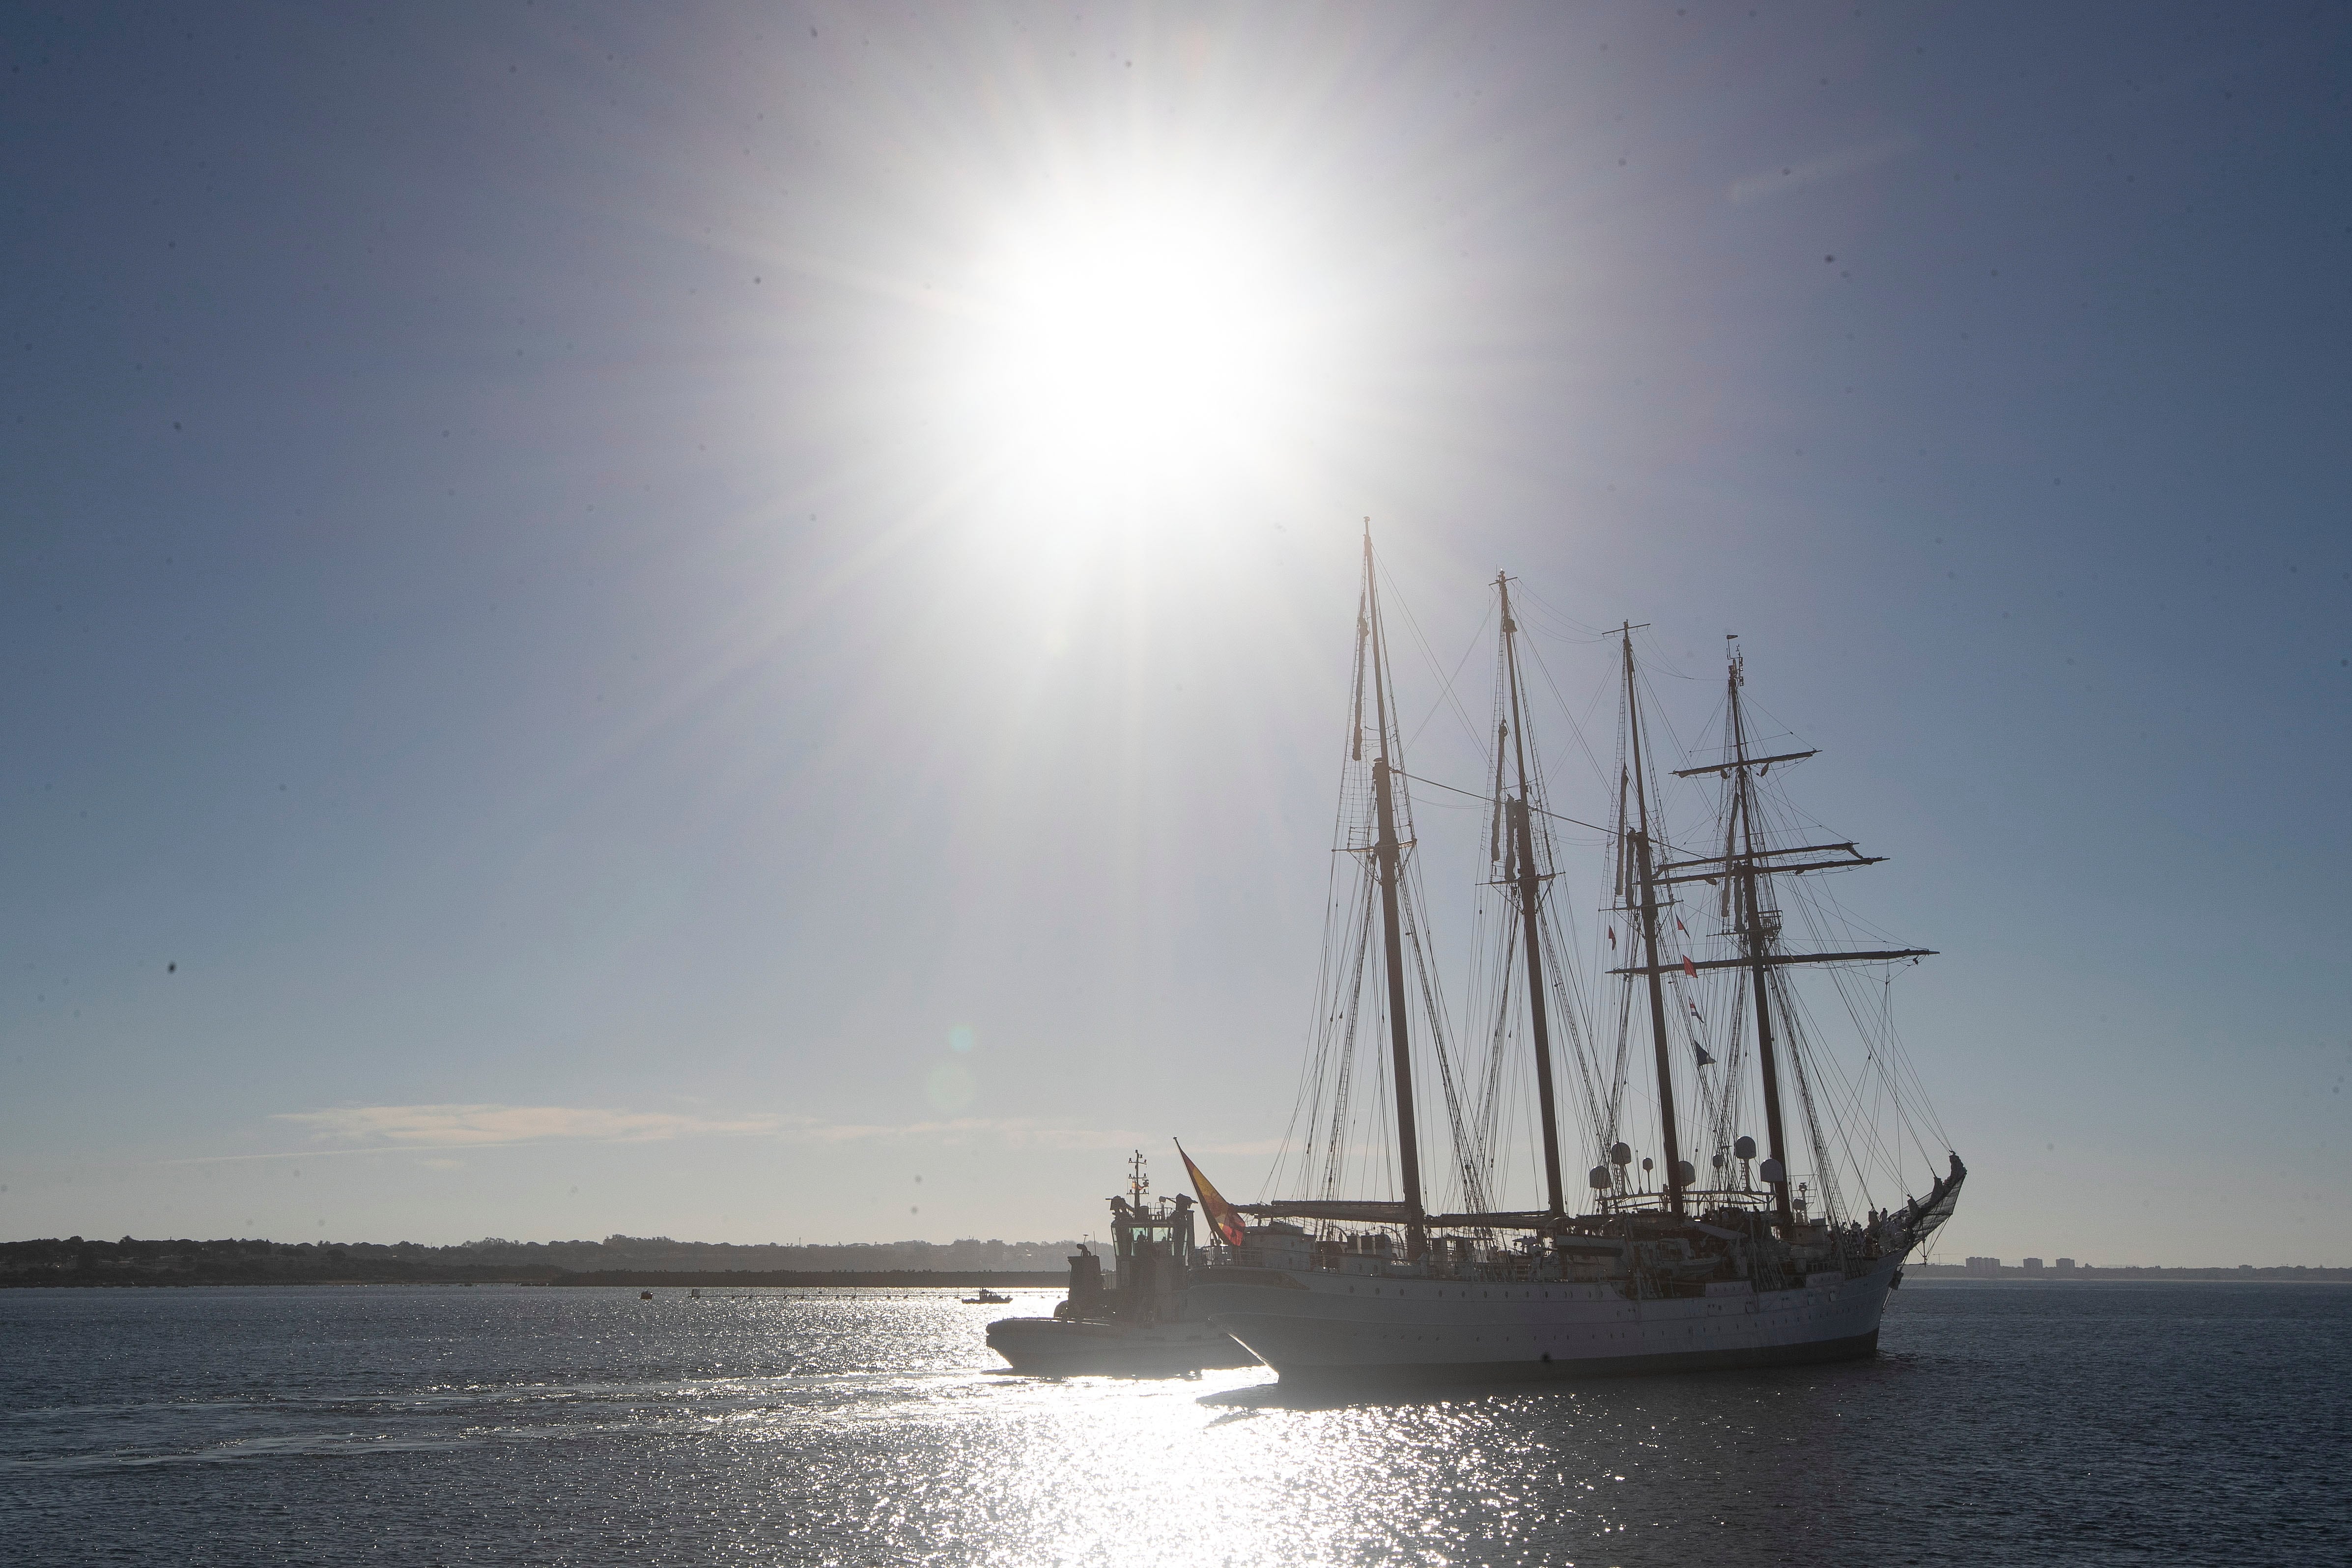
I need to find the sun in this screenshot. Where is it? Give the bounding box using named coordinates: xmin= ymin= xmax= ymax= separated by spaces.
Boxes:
xmin=955 ymin=195 xmax=1311 ymax=519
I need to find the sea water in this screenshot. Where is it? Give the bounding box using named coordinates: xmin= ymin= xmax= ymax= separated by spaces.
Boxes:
xmin=2 ymin=1280 xmax=2344 ymax=1566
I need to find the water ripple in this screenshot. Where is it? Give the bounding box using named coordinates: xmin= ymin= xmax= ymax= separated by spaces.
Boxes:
xmin=2 ymin=1282 xmax=2345 ymax=1565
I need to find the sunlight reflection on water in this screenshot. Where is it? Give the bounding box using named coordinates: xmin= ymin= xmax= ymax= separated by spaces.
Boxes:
xmin=3 ymin=1284 xmax=2347 ymax=1565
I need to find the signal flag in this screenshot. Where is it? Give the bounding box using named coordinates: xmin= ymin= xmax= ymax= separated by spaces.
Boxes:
xmin=1176 ymin=1141 xmax=1247 ymax=1247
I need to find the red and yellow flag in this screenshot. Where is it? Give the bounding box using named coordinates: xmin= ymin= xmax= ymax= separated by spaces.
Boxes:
xmin=1176 ymin=1142 xmax=1247 ymax=1247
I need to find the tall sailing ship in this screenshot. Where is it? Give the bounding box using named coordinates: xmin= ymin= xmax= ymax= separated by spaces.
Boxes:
xmin=1186 ymin=533 xmax=1964 ymax=1383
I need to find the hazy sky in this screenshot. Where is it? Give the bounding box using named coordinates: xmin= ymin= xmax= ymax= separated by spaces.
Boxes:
xmin=4 ymin=2 xmax=2346 ymax=1264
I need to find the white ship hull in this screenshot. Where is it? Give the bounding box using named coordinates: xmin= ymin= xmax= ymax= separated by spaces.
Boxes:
xmin=1192 ymin=1256 xmax=1900 ymax=1385
xmin=985 ymin=1313 xmax=1259 ymax=1376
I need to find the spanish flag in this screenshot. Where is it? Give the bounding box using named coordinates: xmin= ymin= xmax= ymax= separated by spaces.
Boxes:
xmin=1176 ymin=1141 xmax=1247 ymax=1247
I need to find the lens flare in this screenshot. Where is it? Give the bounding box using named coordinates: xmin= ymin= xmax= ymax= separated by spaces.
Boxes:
xmin=953 ymin=194 xmax=1315 ymax=531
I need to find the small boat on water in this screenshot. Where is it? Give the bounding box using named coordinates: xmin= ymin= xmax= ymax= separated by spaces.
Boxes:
xmin=986 ymin=1152 xmax=1258 ymax=1376
xmin=961 ymin=1289 xmax=1013 ymax=1305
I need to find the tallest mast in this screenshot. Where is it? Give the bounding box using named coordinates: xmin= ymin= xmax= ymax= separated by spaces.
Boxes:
xmin=1621 ymin=625 xmax=1688 ymax=1218
xmin=1363 ymin=530 xmax=1427 ymax=1259
xmin=1727 ymin=647 xmax=1797 ymax=1232
xmin=1497 ymin=574 xmax=1567 ymax=1220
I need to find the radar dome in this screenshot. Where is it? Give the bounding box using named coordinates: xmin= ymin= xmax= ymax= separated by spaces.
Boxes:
xmin=1759 ymin=1157 xmax=1786 ymax=1185
xmin=1674 ymin=1160 xmax=1696 ymax=1187
xmin=1610 ymin=1143 xmax=1632 ymax=1166
xmin=1734 ymin=1135 xmax=1757 ymax=1160
xmin=1587 ymin=1166 xmax=1611 ymax=1190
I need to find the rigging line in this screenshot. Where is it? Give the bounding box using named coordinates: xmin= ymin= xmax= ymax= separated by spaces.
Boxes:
xmin=1778 ymin=879 xmax=1947 ymax=1171
xmin=1319 ymin=876 xmax=1377 ymax=1204
xmin=1285 ymin=881 xmax=1351 ymax=1190
xmin=1635 ymin=664 xmax=1700 ymax=779
xmin=1392 ymin=767 xmax=1700 ymax=855
xmin=1735 ymin=691 xmax=1811 ymax=754
xmin=1746 ymin=780 xmax=1914 ymax=952
xmin=1536 ymin=899 xmax=1605 ymax=1141
xmin=1472 ymin=899 xmax=1517 ymax=1165
xmin=1388 ymin=728 xmax=1476 ymax=1209
xmin=1881 ymin=978 xmax=1943 ymax=1174
xmin=1677 ymin=693 xmax=1733 ymax=778
xmin=1518 ymin=629 xmax=1616 ymax=799
xmin=1363 ymin=966 xmax=1398 ymax=1213
xmin=1521 ymin=625 xmax=1621 ymax=647
xmin=1779 ymin=972 xmax=1886 ymax=1216
xmin=1602 ymin=971 xmax=1634 ymax=1155
xmin=1382 ymin=565 xmax=1495 ymax=757
xmin=1774 ymin=979 xmax=1848 ymax=1227
xmin=1307 ymin=735 xmax=1379 ymax=1185
xmin=1790 ymin=957 xmax=1913 ymax=1215
xmin=1856 ymin=971 xmax=1950 ymax=1159
xmin=1507 ymin=581 xmax=1621 ymax=643
xmin=1398 ymin=868 xmax=1488 ymax=1213
xmin=1801 ymin=974 xmax=1904 ymax=1199
xmin=1706 ymin=971 xmax=1752 ymax=1158
xmin=1631 ymin=623 xmax=1702 ymax=682
xmin=1270 ymin=843 xmax=1358 ymax=1197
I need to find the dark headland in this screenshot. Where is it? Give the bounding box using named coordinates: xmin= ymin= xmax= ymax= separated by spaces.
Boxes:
xmin=0 ymin=1235 xmax=1078 ymax=1289
xmin=1907 ymin=1260 xmax=2350 ymax=1281
xmin=5 ymin=1235 xmax=2345 ymax=1288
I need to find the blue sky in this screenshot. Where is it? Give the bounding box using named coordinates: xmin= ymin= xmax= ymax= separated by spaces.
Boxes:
xmin=3 ymin=2 xmax=2346 ymax=1263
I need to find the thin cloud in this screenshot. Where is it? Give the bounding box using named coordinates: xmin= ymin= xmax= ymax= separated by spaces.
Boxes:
xmin=276 ymin=1103 xmax=792 ymax=1148
xmin=259 ymin=1104 xmax=1156 ymax=1155
xmin=794 ymin=1118 xmax=1146 ymax=1151
xmin=1729 ymin=134 xmax=1918 ymax=205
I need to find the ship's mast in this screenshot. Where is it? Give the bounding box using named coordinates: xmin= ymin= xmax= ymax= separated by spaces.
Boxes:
xmin=1620 ymin=625 xmax=1687 ymax=1219
xmin=1727 ymin=649 xmax=1797 ymax=1232
xmin=1364 ymin=532 xmax=1428 ymax=1259
xmin=1615 ymin=644 xmax=1938 ymax=1230
xmin=1497 ymin=574 xmax=1567 ymax=1220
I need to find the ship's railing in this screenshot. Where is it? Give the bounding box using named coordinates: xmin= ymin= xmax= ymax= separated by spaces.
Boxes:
xmin=1202 ymin=1244 xmax=1315 ymax=1272
xmin=1204 ymin=1242 xmax=1603 ymax=1283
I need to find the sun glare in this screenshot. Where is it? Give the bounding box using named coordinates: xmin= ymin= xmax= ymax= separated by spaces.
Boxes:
xmin=960 ymin=200 xmax=1309 ymax=516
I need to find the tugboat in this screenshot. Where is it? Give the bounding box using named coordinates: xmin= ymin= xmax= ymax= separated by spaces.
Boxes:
xmin=985 ymin=1152 xmax=1259 ymax=1375
xmin=1184 ymin=533 xmax=1964 ymax=1384
xmin=961 ymin=1288 xmax=1013 ymax=1305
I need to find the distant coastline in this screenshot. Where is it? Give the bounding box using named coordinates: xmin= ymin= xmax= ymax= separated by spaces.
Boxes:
xmin=1907 ymin=1261 xmax=2352 ymax=1282
xmin=0 ymin=1234 xmax=1080 ymax=1290
xmin=4 ymin=1236 xmax=2346 ymax=1288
